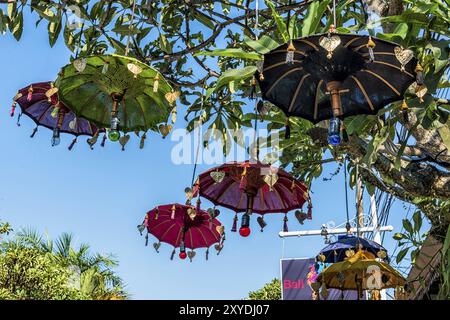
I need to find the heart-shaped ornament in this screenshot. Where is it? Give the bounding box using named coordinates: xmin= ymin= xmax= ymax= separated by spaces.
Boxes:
xmin=394 ymin=47 xmax=413 ymax=70
xmin=69 ymin=118 xmax=77 ymax=130
xmin=188 ymin=251 xmax=196 ymax=261
xmin=319 ymin=35 xmax=341 ymax=58
xmin=165 ymin=91 xmax=180 ymax=105
xmin=214 ymin=244 xmax=223 ymax=251
xmin=73 ymin=58 xmax=87 ymax=72
xmin=216 ymin=225 xmax=225 ymax=235
xmin=415 ymin=84 xmax=427 ymax=102
xmin=263 ymin=173 xmax=278 ymax=191
xmin=159 ymin=124 xmax=173 ymax=138
xmin=153 ymin=242 xmax=161 ymax=252
xmin=187 ymin=208 xmax=196 ymax=220
xmin=295 ymin=210 xmax=308 ymax=225
xmin=210 ymin=170 xmax=225 ymax=183
xmin=119 ymin=134 xmax=130 ymax=148
xmin=127 ymin=63 xmax=142 ymax=77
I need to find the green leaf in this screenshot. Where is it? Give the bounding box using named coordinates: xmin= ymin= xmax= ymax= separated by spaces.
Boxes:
xmin=393 ymin=233 xmax=405 ymax=240
xmin=194 ymin=48 xmax=262 ymax=60
xmin=403 ymin=219 xmax=414 ymax=235
xmin=301 ymin=0 xmax=331 ymax=37
xmin=396 ymin=247 xmax=409 ymax=264
xmin=206 ymin=66 xmax=257 ymax=100
xmin=48 ymin=18 xmax=62 ymax=48
xmin=12 ymin=11 xmax=23 ymax=41
xmin=192 ymin=10 xmax=215 ymax=30
xmin=244 ymin=35 xmax=280 ymax=54
xmin=413 ymin=211 xmax=422 ymax=233
xmin=363 ymin=125 xmax=389 ymax=165
xmin=264 ymin=0 xmax=289 ymax=42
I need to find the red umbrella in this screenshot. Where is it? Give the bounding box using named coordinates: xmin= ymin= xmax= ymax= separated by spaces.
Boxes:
xmin=11 ymin=82 xmax=102 ymax=150
xmin=139 ymin=203 xmax=225 ymax=261
xmin=192 ymin=161 xmax=311 ymax=237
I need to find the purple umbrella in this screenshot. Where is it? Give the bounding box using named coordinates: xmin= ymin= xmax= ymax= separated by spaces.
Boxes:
xmin=11 ymin=82 xmax=103 ymax=150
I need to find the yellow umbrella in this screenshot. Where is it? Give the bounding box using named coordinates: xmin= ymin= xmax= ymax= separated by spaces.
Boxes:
xmin=317 ymin=250 xmax=406 ymax=297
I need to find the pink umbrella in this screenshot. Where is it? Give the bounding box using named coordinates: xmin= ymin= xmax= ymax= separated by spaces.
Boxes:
xmin=192 ymin=161 xmax=312 ymax=237
xmin=139 ymin=203 xmax=225 ymax=261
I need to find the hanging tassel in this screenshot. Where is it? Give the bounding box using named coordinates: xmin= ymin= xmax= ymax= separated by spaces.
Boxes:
xmin=286 ymin=41 xmax=295 ymax=64
xmin=51 ymin=105 xmax=60 ymax=118
xmin=285 ymin=117 xmax=291 ymax=139
xmin=307 ymin=200 xmax=313 ymax=220
xmin=170 ymin=249 xmax=176 ymax=260
xmin=153 ymin=74 xmax=160 ymax=93
xmin=256 ymin=59 xmax=264 ymax=81
xmin=250 ymin=77 xmax=257 ymax=100
xmin=68 ymin=138 xmax=77 ymax=151
xmin=401 ymin=100 xmax=409 ymax=122
xmin=145 ymin=232 xmax=149 ymax=246
xmin=196 ymin=197 xmax=201 ymax=213
xmin=171 ymin=106 xmax=177 ymax=124
xmin=87 ymin=131 xmax=99 ymax=150
xmin=30 ymin=127 xmax=38 ymax=138
xmin=171 ymin=205 xmax=176 ymax=220
xmin=231 ymin=213 xmax=238 ymax=232
xmin=367 ymin=36 xmax=376 ymax=62
xmin=140 ymin=132 xmax=147 ymax=149
xmin=119 ymin=134 xmax=130 ymax=151
xmin=17 ymin=112 xmax=22 ymax=126
xmin=283 ymin=213 xmax=289 ymax=232
xmin=155 ymin=207 xmax=159 ymax=220
xmin=342 ymin=124 xmax=349 ymax=143
xmin=27 ymin=86 xmax=33 ymax=101
xmin=205 ymin=248 xmax=209 ymax=261
xmin=10 ymin=101 xmax=17 ymax=117
xmin=415 ymin=64 xmax=424 ymax=85
xmin=239 ymin=167 xmax=247 ymax=191
xmin=100 ymin=133 xmax=107 ymax=147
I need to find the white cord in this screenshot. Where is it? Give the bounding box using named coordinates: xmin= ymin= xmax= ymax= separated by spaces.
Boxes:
xmin=125 ymin=0 xmax=137 ymax=56
xmin=333 ymin=0 xmax=337 ymax=26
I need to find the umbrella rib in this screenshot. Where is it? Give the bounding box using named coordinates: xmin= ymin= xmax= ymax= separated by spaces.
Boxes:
xmin=372 ymin=61 xmax=415 ymax=78
xmin=361 ymin=70 xmax=401 ymax=96
xmin=288 ymin=73 xmax=310 ymax=113
xmin=350 ymin=76 xmax=374 ymax=111
xmin=216 ymin=181 xmax=236 ymax=203
xmin=131 ymin=96 xmax=149 ymax=131
xmin=313 ymin=80 xmax=324 ymax=120
xmin=266 ymin=68 xmax=303 ymax=96
xmin=263 ymin=60 xmax=302 ymax=72
xmin=36 ymin=103 xmax=55 ymax=123
xmin=272 ymin=187 xmax=289 ymax=212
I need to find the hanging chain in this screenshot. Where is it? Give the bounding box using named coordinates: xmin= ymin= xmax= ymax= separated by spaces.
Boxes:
xmin=125 ymin=0 xmax=138 ymax=56
xmin=344 ymin=156 xmax=350 ymax=231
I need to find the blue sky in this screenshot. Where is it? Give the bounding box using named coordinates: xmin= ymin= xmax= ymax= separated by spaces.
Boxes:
xmin=0 ymin=10 xmax=421 ymax=299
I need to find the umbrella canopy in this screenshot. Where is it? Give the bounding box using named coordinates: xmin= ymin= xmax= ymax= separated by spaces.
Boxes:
xmin=257 ymin=33 xmax=418 ymax=123
xmin=11 ymin=81 xmax=101 ymax=149
xmin=317 ymin=235 xmax=389 ymax=263
xmin=140 ymin=203 xmax=225 ymax=261
xmin=55 ymin=54 xmax=178 ymax=148
xmin=317 ymin=250 xmax=406 ymax=294
xmin=192 ymin=161 xmax=310 ymax=236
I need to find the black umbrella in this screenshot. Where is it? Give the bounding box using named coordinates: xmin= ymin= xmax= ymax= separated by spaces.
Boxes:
xmin=257 ymin=32 xmax=421 ymax=144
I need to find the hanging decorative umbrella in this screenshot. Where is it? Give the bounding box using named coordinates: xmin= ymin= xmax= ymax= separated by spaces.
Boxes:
xmin=192 ymin=160 xmax=311 ymax=237
xmin=138 ymin=203 xmax=225 ymax=261
xmin=257 ymin=28 xmax=422 ymax=145
xmin=316 ymin=250 xmax=406 ymax=299
xmin=11 ymin=81 xmax=102 ymax=150
xmin=317 ymin=234 xmax=389 ymax=263
xmin=55 ymin=54 xmax=178 ymax=150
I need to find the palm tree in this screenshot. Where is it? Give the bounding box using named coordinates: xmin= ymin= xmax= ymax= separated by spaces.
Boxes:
xmin=7 ymin=229 xmax=128 ymax=300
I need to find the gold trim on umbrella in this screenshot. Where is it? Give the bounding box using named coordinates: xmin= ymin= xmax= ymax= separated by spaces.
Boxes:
xmin=160 ymin=222 xmax=177 ymax=239
xmin=196 ymin=226 xmax=209 ymax=247
xmin=264 ymin=60 xmax=302 ymax=72
xmin=288 ymin=74 xmax=311 ymax=113
xmin=343 ymin=37 xmax=361 ymax=48
xmin=313 ymin=80 xmax=324 ymax=120
xmin=350 ymin=76 xmax=374 ymax=110
xmin=362 ymin=69 xmax=401 ymax=96
xmin=372 ymin=61 xmax=415 ymax=78
xmin=266 ymin=67 xmax=303 ymax=95
xmin=298 ymin=39 xmax=319 ymax=51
